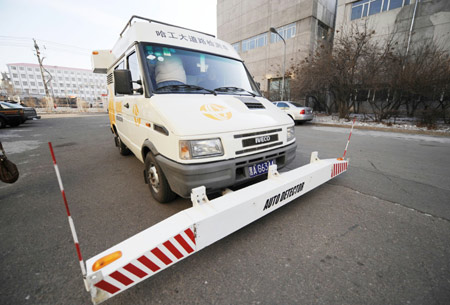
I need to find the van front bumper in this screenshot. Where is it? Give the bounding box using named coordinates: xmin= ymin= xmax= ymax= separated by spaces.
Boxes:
xmin=156 ymin=142 xmax=297 ymax=198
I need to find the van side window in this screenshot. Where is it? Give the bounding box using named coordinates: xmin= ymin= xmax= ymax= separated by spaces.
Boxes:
xmin=115 ymin=61 xmax=124 ymax=70
xmin=127 ymin=51 xmax=142 ymax=95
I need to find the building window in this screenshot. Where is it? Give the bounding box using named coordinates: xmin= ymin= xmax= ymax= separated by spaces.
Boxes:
xmin=268 ymin=77 xmax=291 ymax=101
xmin=242 ymin=33 xmax=267 ymax=52
xmin=351 ymin=0 xmax=411 ymax=20
xmin=21 ymin=74 xmax=26 ymax=78
xmin=30 ymin=82 xmax=36 ymax=86
xmin=23 ymin=81 xmax=28 ymax=86
xmin=11 ymin=66 xmax=17 ymax=70
xmin=270 ymin=23 xmax=296 ymax=43
xmin=317 ymin=21 xmax=330 ymax=40
xmin=19 ymin=66 xmax=25 ymax=71
xmin=14 ymin=81 xmax=20 ymax=85
xmin=12 ymin=73 xmax=18 ymax=78
xmin=232 ymin=42 xmax=240 ymax=52
xmin=27 ymin=67 xmax=32 ymax=71
xmin=232 ymin=42 xmax=241 ymax=52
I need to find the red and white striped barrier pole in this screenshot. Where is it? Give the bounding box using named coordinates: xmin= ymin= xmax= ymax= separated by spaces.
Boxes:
xmin=342 ymin=117 xmax=356 ymax=159
xmin=48 ymin=142 xmax=87 ymax=281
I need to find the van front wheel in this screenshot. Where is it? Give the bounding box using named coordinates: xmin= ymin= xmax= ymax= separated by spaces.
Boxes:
xmin=144 ymin=153 xmax=176 ymax=203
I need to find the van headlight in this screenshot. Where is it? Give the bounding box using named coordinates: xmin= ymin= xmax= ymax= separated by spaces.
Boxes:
xmin=287 ymin=126 xmax=295 ymax=142
xmin=180 ymin=138 xmax=224 ymax=160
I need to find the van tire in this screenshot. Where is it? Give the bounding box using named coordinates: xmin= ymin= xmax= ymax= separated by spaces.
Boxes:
xmin=117 ymin=135 xmax=131 ymax=156
xmin=144 ymin=153 xmax=176 ymax=203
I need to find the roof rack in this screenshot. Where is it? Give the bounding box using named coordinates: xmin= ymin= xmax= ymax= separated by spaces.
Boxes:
xmin=120 ymin=15 xmax=215 ymax=38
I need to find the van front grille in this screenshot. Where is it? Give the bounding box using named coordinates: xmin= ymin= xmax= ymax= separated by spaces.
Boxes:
xmin=234 ymin=128 xmax=284 ymax=155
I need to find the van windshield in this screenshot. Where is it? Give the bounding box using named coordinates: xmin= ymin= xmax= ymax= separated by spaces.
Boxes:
xmin=142 ymin=44 xmax=260 ymax=96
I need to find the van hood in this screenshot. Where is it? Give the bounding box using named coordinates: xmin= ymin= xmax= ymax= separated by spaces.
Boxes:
xmin=150 ymin=94 xmax=292 ymax=136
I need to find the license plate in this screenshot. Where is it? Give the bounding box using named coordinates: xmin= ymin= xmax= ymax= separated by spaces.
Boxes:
xmin=248 ymin=160 xmax=275 ymax=178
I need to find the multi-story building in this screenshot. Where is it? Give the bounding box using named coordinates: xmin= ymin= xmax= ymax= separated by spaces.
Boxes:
xmin=6 ymin=63 xmax=107 ymax=105
xmin=335 ymin=0 xmax=450 ymax=54
xmin=217 ymin=0 xmax=337 ymax=101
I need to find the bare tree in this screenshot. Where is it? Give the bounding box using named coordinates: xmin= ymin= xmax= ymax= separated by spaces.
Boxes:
xmin=290 ymin=22 xmax=381 ymax=118
xmin=289 ymin=21 xmax=450 ymax=123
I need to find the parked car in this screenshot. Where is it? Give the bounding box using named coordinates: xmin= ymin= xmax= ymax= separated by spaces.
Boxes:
xmin=272 ymin=101 xmax=313 ymax=124
xmin=0 ymin=101 xmax=40 ymax=122
xmin=0 ymin=102 xmax=25 ymax=128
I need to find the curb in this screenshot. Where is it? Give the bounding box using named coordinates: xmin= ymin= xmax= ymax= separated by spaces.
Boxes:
xmin=310 ymin=122 xmax=450 ymax=137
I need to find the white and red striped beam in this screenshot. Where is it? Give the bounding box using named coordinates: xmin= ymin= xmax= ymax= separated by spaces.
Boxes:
xmin=49 ymin=142 xmax=87 ymax=278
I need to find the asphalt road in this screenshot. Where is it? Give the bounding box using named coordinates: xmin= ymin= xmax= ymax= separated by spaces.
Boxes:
xmin=1 ymin=114 xmax=449 ymax=305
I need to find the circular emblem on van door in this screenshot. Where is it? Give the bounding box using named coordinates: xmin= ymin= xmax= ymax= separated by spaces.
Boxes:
xmin=200 ymin=104 xmax=232 ymax=121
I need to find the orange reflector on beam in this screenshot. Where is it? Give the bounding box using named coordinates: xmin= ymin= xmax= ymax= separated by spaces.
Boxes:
xmin=92 ymin=51 xmax=99 ymax=55
xmin=92 ymin=251 xmax=122 ymax=271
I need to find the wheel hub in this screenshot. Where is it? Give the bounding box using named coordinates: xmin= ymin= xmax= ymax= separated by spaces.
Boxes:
xmin=148 ymin=165 xmax=160 ymax=193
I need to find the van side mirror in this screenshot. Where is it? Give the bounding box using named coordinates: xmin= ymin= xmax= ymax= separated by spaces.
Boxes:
xmin=114 ymin=70 xmax=133 ymax=95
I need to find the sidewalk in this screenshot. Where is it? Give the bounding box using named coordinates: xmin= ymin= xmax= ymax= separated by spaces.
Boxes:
xmin=311 ymin=114 xmax=450 ymax=137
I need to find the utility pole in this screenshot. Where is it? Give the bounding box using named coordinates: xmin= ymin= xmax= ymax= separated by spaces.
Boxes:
xmin=33 ymin=38 xmax=54 ymax=109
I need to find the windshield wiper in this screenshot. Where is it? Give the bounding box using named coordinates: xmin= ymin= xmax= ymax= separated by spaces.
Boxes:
xmin=156 ymin=84 xmax=216 ymax=95
xmin=213 ymin=86 xmax=256 ymax=97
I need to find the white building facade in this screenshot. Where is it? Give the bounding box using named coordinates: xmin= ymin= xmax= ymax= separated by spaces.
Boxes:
xmin=7 ymin=63 xmax=106 ymax=105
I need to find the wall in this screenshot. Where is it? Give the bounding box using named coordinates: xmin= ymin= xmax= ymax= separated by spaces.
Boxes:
xmin=335 ymin=0 xmax=450 ymax=53
xmin=217 ymin=0 xmax=337 ymax=95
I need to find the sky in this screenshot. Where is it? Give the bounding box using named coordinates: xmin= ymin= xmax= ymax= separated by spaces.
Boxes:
xmin=0 ymin=0 xmax=217 ymax=72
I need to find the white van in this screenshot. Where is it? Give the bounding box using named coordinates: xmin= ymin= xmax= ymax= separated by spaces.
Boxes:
xmin=92 ymin=16 xmax=297 ymax=202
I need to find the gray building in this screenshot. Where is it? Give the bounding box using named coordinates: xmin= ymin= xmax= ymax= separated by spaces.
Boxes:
xmin=335 ymin=0 xmax=450 ymax=54
xmin=217 ymin=0 xmax=337 ymax=101
xmin=7 ymin=63 xmax=106 ymax=105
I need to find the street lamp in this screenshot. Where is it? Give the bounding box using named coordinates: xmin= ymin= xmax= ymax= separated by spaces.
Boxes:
xmin=270 ymin=27 xmax=286 ymax=101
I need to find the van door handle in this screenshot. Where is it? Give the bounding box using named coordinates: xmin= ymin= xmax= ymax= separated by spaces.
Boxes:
xmin=124 ymin=103 xmax=129 ymax=108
